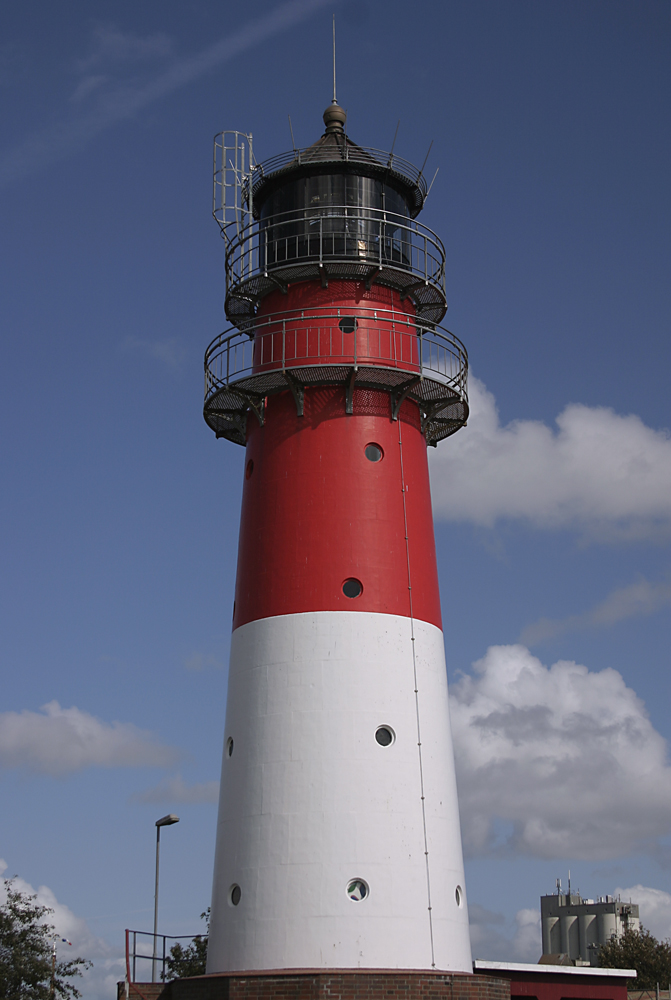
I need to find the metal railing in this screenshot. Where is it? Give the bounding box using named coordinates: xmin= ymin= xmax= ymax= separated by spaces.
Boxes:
xmin=204 ymin=307 xmax=467 ymax=404
xmin=124 ymin=928 xmax=204 ymax=986
xmin=213 ymin=138 xmax=428 ymax=246
xmin=221 ymin=207 xmax=446 ymax=321
xmin=248 ymin=144 xmax=428 ymax=208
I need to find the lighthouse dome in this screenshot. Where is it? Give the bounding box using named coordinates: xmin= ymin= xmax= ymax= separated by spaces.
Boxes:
xmin=250 ymin=104 xmax=426 ymax=219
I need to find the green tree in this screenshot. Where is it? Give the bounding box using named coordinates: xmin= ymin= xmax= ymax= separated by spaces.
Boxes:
xmin=164 ymin=909 xmax=209 ymax=980
xmin=599 ymin=926 xmax=671 ymax=989
xmin=0 ymin=879 xmax=90 ymax=999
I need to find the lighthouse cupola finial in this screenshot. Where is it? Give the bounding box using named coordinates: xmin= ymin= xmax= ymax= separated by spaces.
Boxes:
xmin=323 ymin=99 xmax=346 ymax=134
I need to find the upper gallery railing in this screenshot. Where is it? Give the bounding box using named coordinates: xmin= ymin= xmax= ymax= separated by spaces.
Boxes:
xmin=222 ymin=207 xmax=446 ymax=323
xmin=204 ymin=307 xmax=467 ymax=402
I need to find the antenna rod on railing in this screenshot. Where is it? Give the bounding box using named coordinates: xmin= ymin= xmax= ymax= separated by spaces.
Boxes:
xmin=388 ymin=120 xmax=400 ymax=166
xmin=425 ymin=167 xmax=440 ymax=202
xmin=418 ymin=140 xmax=434 ymax=181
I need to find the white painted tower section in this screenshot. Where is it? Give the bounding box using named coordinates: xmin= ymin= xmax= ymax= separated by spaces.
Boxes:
xmin=207 ymin=611 xmax=471 ymax=973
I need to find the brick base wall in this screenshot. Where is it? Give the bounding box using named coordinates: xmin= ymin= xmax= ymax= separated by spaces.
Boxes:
xmin=119 ymin=971 xmax=508 ymax=1000
xmin=119 ymin=985 xmax=168 ymax=1000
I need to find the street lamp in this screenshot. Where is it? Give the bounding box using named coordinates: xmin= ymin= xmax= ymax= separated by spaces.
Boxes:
xmin=152 ymin=813 xmax=179 ymax=982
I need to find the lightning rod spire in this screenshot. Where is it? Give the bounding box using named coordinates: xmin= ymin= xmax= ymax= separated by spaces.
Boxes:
xmin=332 ymin=14 xmax=337 ymax=103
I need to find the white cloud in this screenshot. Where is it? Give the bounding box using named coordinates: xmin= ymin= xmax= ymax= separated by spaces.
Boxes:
xmin=615 ymin=885 xmax=671 ymax=941
xmin=75 ymin=24 xmax=173 ymax=76
xmin=429 ymin=378 xmax=671 ymax=540
xmin=136 ymin=773 xmax=219 ymax=804
xmin=450 ymin=645 xmax=671 ymax=860
xmin=184 ymin=651 xmax=225 ymax=671
xmin=0 ymin=0 xmax=330 ymax=186
xmin=520 ymin=576 xmax=671 ymax=645
xmin=514 ymin=908 xmax=543 ymax=960
xmin=0 ymin=864 xmax=125 ymax=1000
xmin=0 ymin=701 xmax=178 ymax=775
xmin=70 ymin=74 xmax=109 ymax=104
xmin=70 ymin=26 xmax=173 ymax=104
xmin=122 ymin=335 xmax=186 ymax=369
xmin=469 ymin=903 xmax=541 ymax=962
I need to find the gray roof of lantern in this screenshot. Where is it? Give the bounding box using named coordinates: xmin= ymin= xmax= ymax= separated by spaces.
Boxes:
xmin=250 ymin=102 xmax=428 ymax=218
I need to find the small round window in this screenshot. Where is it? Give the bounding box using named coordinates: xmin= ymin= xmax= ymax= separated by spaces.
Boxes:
xmin=339 ymin=317 xmax=357 ymax=334
xmin=226 ymin=737 xmax=234 ymax=758
xmin=364 ymin=443 xmax=383 ymax=463
xmin=342 ymin=578 xmax=363 ymax=599
xmin=455 ymin=885 xmax=463 ymax=907
xmin=347 ymin=879 xmax=369 ymax=901
xmin=245 ymin=459 xmax=254 ymax=480
xmin=375 ymin=726 xmax=394 ymax=747
xmin=229 ymin=884 xmax=241 ymax=906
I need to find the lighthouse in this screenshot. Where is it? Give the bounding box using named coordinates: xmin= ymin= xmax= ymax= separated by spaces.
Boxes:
xmin=203 ymin=100 xmax=472 ymax=975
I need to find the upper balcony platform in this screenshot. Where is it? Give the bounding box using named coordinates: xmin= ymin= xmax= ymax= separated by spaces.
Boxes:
xmin=203 ymin=306 xmax=468 ymax=448
xmin=223 ymin=207 xmax=447 ymax=327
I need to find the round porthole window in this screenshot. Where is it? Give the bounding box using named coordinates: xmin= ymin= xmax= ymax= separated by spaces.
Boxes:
xmin=226 ymin=737 xmax=234 ymax=758
xmin=455 ymin=885 xmax=463 ymax=907
xmin=375 ymin=726 xmax=394 ymax=747
xmin=339 ymin=317 xmax=357 ymax=334
xmin=229 ymin=884 xmax=241 ymax=906
xmin=245 ymin=459 xmax=254 ymax=480
xmin=342 ymin=578 xmax=363 ymax=599
xmin=347 ymin=879 xmax=369 ymax=901
xmin=364 ymin=443 xmax=383 ymax=463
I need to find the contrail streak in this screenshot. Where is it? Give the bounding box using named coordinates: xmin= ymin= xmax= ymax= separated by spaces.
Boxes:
xmin=0 ymin=0 xmax=330 ymax=187
xmin=519 ymin=576 xmax=671 ymax=646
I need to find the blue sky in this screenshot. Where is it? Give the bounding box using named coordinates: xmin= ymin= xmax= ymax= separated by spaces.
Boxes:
xmin=1 ymin=0 xmax=671 ymax=994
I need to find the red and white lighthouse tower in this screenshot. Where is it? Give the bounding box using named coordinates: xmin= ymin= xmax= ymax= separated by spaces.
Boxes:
xmin=203 ymin=100 xmax=472 ymax=975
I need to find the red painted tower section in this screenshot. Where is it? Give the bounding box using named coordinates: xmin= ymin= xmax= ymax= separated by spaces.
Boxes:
xmin=204 ymin=103 xmax=471 ymax=975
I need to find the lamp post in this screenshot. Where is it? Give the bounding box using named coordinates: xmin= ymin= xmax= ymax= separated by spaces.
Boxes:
xmin=152 ymin=813 xmax=179 ymax=982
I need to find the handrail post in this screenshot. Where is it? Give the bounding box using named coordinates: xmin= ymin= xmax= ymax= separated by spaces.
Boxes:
xmin=282 ymin=320 xmax=286 ymax=369
xmin=125 ymin=930 xmax=131 ymax=987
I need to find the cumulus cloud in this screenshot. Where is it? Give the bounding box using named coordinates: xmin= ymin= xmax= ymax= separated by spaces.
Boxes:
xmin=615 ymin=885 xmax=671 ymax=941
xmin=520 ymin=577 xmax=671 ymax=645
xmin=429 ymin=379 xmax=671 ymax=540
xmin=0 ymin=862 xmax=125 ymax=1000
xmin=135 ymin=773 xmax=219 ymax=804
xmin=469 ymin=903 xmax=541 ymax=962
xmin=0 ymin=701 xmax=178 ymax=775
xmin=450 ymin=645 xmax=671 ymax=859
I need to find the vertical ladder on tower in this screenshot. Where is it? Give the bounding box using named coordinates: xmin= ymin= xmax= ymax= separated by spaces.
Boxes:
xmin=213 ymin=131 xmax=256 ymax=280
